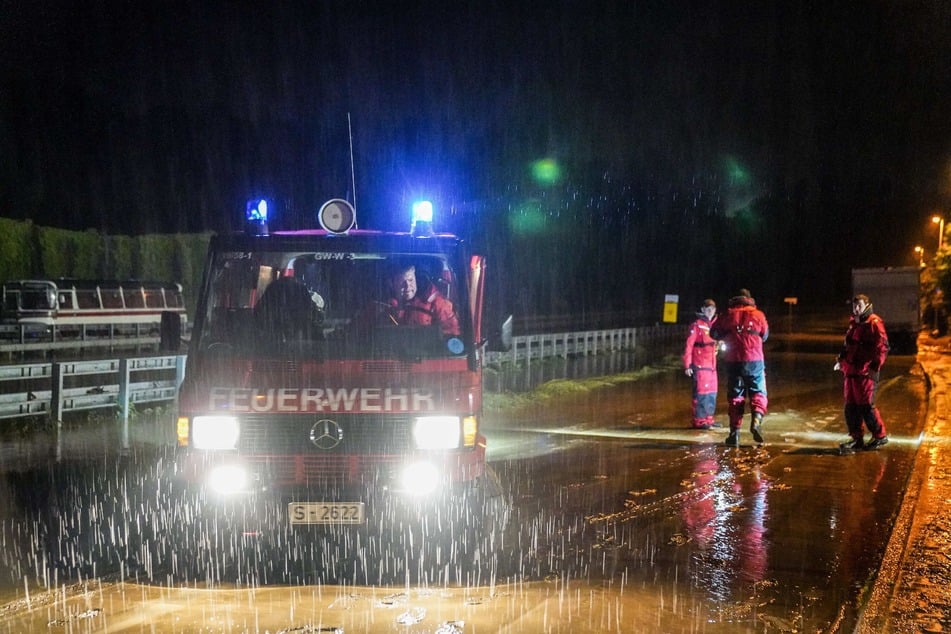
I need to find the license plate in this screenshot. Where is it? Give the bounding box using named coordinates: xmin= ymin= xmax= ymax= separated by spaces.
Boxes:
xmin=288 ymin=502 xmax=365 ymax=525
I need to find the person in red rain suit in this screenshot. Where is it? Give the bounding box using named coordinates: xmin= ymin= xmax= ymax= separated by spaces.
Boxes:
xmin=382 ymin=263 xmax=460 ymax=336
xmin=683 ymin=299 xmax=719 ymax=429
xmin=835 ymin=294 xmax=889 ymax=452
xmin=710 ymin=289 xmax=769 ymax=447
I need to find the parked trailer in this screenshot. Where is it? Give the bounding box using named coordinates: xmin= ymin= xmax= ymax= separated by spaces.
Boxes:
xmin=851 ymin=266 xmax=921 ymax=353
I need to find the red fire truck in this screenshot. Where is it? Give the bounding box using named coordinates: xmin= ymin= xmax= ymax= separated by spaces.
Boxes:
xmin=173 ymin=198 xmax=507 ymax=583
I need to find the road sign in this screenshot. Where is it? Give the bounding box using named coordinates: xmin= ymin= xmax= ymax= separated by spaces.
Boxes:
xmin=663 ymin=294 xmax=679 ymax=323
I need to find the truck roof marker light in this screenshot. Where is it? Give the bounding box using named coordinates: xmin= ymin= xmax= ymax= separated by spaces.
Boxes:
xmin=317 ymin=198 xmax=356 ymax=235
xmin=246 ymin=199 xmax=269 ymax=236
xmin=411 ymin=200 xmax=434 ymax=237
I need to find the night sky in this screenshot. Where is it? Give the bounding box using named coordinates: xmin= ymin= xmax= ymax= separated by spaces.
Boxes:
xmin=2 ymin=1 xmax=950 ymax=315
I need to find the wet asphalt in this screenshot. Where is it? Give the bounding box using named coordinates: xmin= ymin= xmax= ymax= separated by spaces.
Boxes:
xmin=0 ymin=333 xmax=946 ymax=632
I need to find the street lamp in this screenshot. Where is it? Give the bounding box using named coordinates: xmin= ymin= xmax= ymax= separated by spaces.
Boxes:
xmin=915 ymin=245 xmax=925 ymax=267
xmin=933 ymin=215 xmax=945 ymax=251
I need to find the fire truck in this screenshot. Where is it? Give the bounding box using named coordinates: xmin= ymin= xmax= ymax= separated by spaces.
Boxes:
xmin=173 ymin=198 xmax=507 ymax=583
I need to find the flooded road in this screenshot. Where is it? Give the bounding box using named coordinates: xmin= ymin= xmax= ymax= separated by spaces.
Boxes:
xmin=0 ymin=344 xmax=927 ymax=632
xmin=483 ymin=347 xmax=924 ymax=631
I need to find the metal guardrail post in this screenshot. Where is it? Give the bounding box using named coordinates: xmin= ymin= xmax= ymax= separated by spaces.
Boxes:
xmin=118 ymin=358 xmax=131 ymax=450
xmin=51 ymin=362 xmax=64 ymax=425
xmin=52 ymin=360 xmax=63 ymax=462
xmin=175 ymin=354 xmax=187 ymax=391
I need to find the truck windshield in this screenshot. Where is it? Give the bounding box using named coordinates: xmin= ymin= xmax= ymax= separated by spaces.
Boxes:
xmin=196 ymin=250 xmax=467 ymax=360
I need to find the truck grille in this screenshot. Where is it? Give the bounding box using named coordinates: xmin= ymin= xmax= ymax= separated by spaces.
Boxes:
xmin=258 ymin=454 xmax=402 ymax=484
xmin=237 ymin=413 xmax=413 ymax=455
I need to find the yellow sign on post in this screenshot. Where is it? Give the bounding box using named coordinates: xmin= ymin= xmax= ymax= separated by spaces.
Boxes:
xmin=663 ymin=294 xmax=679 ymax=323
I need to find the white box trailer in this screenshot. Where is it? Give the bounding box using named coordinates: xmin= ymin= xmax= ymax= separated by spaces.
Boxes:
xmin=851 ymin=266 xmax=921 ymax=352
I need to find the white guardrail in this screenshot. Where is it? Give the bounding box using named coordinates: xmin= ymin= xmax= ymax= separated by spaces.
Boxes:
xmin=0 ymin=355 xmax=187 ymax=425
xmin=0 ymin=324 xmax=680 ymax=427
xmin=483 ymin=324 xmax=680 ymax=366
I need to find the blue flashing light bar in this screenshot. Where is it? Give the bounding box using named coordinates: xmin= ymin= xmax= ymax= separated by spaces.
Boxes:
xmin=412 ymin=200 xmax=433 ymax=223
xmin=245 ymin=199 xmax=269 ymax=235
xmin=247 ymin=199 xmax=268 ymax=222
xmin=411 ymin=200 xmax=434 ymax=237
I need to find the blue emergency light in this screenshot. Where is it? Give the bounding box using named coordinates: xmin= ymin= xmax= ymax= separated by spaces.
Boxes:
xmin=411 ymin=200 xmax=434 ymax=237
xmin=246 ymin=199 xmax=269 ymax=235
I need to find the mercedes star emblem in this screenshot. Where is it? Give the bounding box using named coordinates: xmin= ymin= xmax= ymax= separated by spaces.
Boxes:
xmin=309 ymin=419 xmax=344 ymax=450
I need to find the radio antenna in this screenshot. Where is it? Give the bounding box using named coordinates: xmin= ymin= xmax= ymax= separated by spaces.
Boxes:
xmin=347 ymin=112 xmax=358 ymax=227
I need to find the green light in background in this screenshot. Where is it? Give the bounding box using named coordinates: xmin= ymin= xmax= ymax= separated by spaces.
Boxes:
xmin=530 ymin=158 xmax=561 ymax=186
xmin=732 ymin=206 xmax=761 ymax=232
xmin=509 ymin=200 xmax=546 ymax=235
xmin=724 ymin=156 xmax=750 ymax=184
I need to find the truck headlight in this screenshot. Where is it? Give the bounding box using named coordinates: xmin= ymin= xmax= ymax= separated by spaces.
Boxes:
xmin=399 ymin=461 xmax=440 ymax=496
xmin=191 ymin=415 xmax=240 ymax=450
xmin=413 ymin=416 xmax=462 ymax=449
xmin=208 ymin=464 xmax=248 ymax=494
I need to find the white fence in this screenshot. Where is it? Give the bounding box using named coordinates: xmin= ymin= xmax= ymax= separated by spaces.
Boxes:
xmin=484 ymin=324 xmax=680 ymax=366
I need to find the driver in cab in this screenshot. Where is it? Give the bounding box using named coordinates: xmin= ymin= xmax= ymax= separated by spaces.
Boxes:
xmin=381 ymin=263 xmax=460 ymax=336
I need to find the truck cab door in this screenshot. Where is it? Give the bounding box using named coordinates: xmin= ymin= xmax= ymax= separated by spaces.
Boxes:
xmin=468 ymin=255 xmax=486 ymax=345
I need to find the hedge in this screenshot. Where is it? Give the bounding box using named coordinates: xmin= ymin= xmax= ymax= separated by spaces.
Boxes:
xmin=0 ymin=218 xmax=211 ymax=317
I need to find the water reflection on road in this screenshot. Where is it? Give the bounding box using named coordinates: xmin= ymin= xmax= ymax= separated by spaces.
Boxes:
xmin=483 ymin=348 xmax=924 ymax=631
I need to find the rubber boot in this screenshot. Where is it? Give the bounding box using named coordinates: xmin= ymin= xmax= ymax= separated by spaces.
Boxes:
xmin=750 ymin=412 xmax=764 ymax=444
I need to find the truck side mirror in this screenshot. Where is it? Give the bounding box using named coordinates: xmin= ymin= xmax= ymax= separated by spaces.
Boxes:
xmin=487 ymin=314 xmax=513 ymax=352
xmin=160 ymin=310 xmax=182 ymax=352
